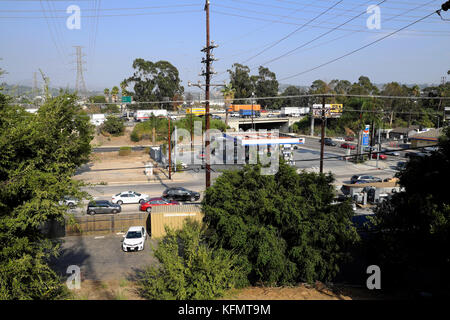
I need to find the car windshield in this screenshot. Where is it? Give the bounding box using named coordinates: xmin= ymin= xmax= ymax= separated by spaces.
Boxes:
xmin=134 ymin=192 xmax=141 ymax=196
xmin=126 ymin=231 xmax=142 ymax=239
xmin=115 ymin=193 xmax=120 ymax=196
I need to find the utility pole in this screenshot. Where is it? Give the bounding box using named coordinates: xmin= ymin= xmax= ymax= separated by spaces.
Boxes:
xmin=251 ymin=91 xmax=255 ymax=130
xmin=204 ymin=0 xmax=211 ymax=188
xmin=319 ymin=95 xmax=326 ymax=174
xmin=201 ymin=0 xmax=219 ymax=189
xmin=168 ymin=116 xmax=172 ymax=180
xmin=310 ymin=106 xmax=315 ymax=136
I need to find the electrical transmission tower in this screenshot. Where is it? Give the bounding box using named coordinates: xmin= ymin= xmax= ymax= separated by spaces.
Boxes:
xmin=73 ymin=46 xmax=87 ymax=96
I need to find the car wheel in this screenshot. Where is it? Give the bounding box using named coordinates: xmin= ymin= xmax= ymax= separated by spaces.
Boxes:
xmin=117 ymin=200 xmax=123 ymax=205
xmin=139 ymin=199 xmax=145 ymax=204
xmin=68 ymin=202 xmax=75 ymax=209
xmin=112 ymin=209 xmax=118 ymax=214
xmin=88 ymin=210 xmax=95 ymax=215
xmin=190 ymin=196 xmax=195 ymax=202
xmin=146 ymin=207 xmax=151 ymax=213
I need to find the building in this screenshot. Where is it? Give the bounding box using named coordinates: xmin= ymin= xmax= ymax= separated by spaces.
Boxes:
xmin=410 ymin=128 xmax=443 ymax=148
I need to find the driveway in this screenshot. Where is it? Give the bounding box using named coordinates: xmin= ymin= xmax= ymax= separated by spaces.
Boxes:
xmin=51 ymin=234 xmax=159 ymax=282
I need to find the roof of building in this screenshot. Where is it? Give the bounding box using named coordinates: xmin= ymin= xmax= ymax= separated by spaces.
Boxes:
xmin=410 ymin=128 xmax=443 ymax=141
xmin=390 ymin=125 xmax=420 ymax=134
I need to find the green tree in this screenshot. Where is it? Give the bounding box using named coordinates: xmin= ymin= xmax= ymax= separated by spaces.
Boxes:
xmin=0 ymin=91 xmax=94 ymax=299
xmin=101 ymin=115 xmax=125 ymax=136
xmin=368 ymin=127 xmax=450 ymax=295
xmin=254 ymin=66 xmax=279 ymax=109
xmin=125 ymin=59 xmax=184 ymax=109
xmin=202 ymin=160 xmax=359 ymax=285
xmin=137 ymin=220 xmax=246 ymax=300
xmin=111 ymin=86 xmax=120 ymax=103
xmin=103 ymin=88 xmax=110 ymax=102
xmin=88 ymin=95 xmax=106 ymax=103
xmin=227 ymin=63 xmax=254 ymax=101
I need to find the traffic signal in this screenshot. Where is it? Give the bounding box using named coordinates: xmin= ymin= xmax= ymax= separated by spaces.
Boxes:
xmin=443 ymin=1 xmax=450 ymax=11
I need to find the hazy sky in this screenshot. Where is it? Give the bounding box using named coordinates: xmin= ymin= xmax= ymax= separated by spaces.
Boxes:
xmin=0 ymin=0 xmax=449 ymax=92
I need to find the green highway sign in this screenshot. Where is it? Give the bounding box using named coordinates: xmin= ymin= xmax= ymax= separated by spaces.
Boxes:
xmin=121 ymin=96 xmax=132 ymax=103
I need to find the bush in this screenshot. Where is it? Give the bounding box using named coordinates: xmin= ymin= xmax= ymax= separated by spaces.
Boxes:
xmin=130 ymin=130 xmax=139 ymax=142
xmin=119 ymin=146 xmax=132 ymax=156
xmin=137 ymin=220 xmax=247 ymax=300
xmin=101 ymin=115 xmax=124 ymax=136
xmin=202 ymin=160 xmax=359 ymax=285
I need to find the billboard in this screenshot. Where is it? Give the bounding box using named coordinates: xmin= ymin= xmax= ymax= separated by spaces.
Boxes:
xmin=312 ymin=104 xmax=343 ymax=118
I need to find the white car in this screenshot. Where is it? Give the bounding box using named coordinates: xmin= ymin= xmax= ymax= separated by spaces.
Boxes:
xmin=122 ymin=226 xmax=147 ymax=252
xmin=112 ymin=191 xmax=150 ymax=205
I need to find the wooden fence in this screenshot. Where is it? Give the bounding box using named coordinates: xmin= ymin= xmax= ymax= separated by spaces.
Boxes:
xmin=65 ymin=212 xmax=150 ymax=236
xmin=41 ymin=204 xmax=204 ymax=238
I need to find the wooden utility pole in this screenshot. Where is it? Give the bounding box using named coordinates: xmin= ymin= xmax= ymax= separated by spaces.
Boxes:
xmin=204 ymin=0 xmax=211 ymax=188
xmin=168 ymin=116 xmax=172 ymax=180
xmin=319 ymin=95 xmax=326 ymax=174
xmin=251 ymin=92 xmax=255 ymax=130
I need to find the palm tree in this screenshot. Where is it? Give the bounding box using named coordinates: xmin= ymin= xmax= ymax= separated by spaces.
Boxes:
xmin=221 ymin=83 xmax=236 ymax=127
xmin=104 ymin=88 xmax=110 ymax=102
xmin=111 ymin=86 xmax=119 ymax=103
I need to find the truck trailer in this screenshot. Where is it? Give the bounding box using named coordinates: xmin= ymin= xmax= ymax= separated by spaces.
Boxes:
xmin=228 ymin=104 xmax=261 ymax=112
xmin=134 ymin=109 xmax=168 ymax=121
xmin=281 ymin=107 xmax=310 ymax=117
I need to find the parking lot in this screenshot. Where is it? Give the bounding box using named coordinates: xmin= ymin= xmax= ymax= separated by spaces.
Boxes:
xmin=51 ymin=234 xmax=158 ymax=282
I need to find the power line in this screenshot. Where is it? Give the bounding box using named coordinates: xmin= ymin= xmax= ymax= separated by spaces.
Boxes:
xmin=279 ymin=10 xmax=439 ymax=81
xmin=241 ymin=0 xmax=344 ymax=64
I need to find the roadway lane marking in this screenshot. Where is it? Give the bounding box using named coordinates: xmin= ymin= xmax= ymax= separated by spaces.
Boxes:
xmin=94 ymin=236 xmax=105 ymax=239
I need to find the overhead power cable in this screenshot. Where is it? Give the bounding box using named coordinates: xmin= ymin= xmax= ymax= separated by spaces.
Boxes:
xmin=279 ymin=10 xmax=439 ymax=81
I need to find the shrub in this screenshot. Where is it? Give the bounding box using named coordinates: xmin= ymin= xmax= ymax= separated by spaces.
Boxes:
xmin=130 ymin=130 xmax=139 ymax=142
xmin=202 ymin=160 xmax=359 ymax=285
xmin=137 ymin=220 xmax=247 ymax=300
xmin=101 ymin=115 xmax=124 ymax=136
xmin=119 ymin=146 xmax=132 ymax=156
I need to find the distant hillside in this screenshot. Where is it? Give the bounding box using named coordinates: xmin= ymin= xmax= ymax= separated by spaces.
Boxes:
xmin=0 ymin=82 xmax=102 ymax=97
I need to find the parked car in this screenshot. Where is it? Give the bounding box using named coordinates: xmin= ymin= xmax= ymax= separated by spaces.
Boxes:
xmin=345 ymin=136 xmax=355 ymax=141
xmin=371 ymin=153 xmax=387 ymax=160
xmin=319 ymin=137 xmax=336 ymax=146
xmin=87 ymin=200 xmax=121 ymax=215
xmin=341 ymin=143 xmax=356 ymax=150
xmin=139 ymin=197 xmax=179 ymax=212
xmin=59 ymin=196 xmax=79 ymax=208
xmin=212 ymin=115 xmax=222 ymax=120
xmin=122 ymin=226 xmax=147 ymax=252
xmin=112 ymin=191 xmax=150 ymax=205
xmin=351 ymin=175 xmax=382 ymax=184
xmin=396 ymin=161 xmax=407 ymax=170
xmin=405 ymin=152 xmax=428 ymax=159
xmin=163 ymin=187 xmax=200 ymax=202
xmin=381 ymin=149 xmax=400 ymax=156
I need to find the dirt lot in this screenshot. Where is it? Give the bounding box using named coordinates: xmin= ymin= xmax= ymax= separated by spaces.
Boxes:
xmin=92 ymin=125 xmax=154 ymax=147
xmin=74 ymin=150 xmax=165 ymax=184
xmin=67 ymin=280 xmax=383 ymax=300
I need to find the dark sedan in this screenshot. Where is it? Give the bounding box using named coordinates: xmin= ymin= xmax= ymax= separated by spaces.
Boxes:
xmin=162 ymin=187 xmax=200 ymax=202
xmin=87 ymin=200 xmax=121 ymax=215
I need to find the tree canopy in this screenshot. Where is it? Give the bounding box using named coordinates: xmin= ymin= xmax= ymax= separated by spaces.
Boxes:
xmin=124 ymin=59 xmax=184 ymax=109
xmin=0 ymin=91 xmax=94 ymax=299
xmin=202 ymin=160 xmax=360 ymax=285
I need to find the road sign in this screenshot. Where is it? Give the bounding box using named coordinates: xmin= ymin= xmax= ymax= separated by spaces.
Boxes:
xmin=121 ymin=96 xmax=132 ymax=103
